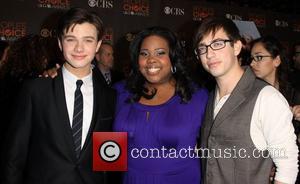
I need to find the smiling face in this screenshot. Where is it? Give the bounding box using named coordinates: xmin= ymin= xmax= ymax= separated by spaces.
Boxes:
xmin=138 ymin=35 xmax=173 ymax=86
xmin=250 ymin=42 xmax=280 ymax=84
xmin=58 ymin=22 xmax=101 ymax=77
xmin=198 ymin=28 xmax=242 ymax=80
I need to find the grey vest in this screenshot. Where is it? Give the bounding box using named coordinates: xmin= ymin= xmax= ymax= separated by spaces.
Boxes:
xmin=200 ymin=67 xmax=273 ymax=184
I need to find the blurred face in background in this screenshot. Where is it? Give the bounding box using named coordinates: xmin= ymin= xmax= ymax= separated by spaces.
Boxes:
xmin=250 ymin=42 xmax=280 ymax=84
xmin=95 ymin=44 xmax=114 ymax=71
xmin=293 ymin=45 xmax=300 ymax=70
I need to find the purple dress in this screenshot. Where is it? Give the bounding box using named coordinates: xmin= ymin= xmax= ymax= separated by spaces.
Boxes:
xmin=113 ymin=82 xmax=208 ymax=184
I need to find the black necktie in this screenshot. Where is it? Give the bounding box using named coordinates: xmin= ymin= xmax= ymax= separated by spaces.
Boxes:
xmin=72 ymin=80 xmax=83 ymax=158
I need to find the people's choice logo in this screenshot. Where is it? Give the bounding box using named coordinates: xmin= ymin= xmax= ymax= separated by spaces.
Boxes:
xmin=37 ymin=0 xmax=70 ymax=9
xmin=99 ymin=140 xmax=121 ymax=162
xmin=193 ymin=6 xmax=214 ymax=21
xmin=0 ymin=21 xmax=26 ymax=41
xmin=122 ymin=0 xmax=149 ymax=16
xmin=93 ymin=132 xmax=127 ymax=171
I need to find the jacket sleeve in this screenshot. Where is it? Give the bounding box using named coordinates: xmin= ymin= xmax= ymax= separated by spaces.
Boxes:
xmin=2 ymin=81 xmax=33 ymax=184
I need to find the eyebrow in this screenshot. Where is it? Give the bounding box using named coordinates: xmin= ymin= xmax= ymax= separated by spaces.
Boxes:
xmin=199 ymin=38 xmax=227 ymax=45
xmin=63 ymin=35 xmax=96 ymax=40
xmin=140 ymin=48 xmax=166 ymax=51
xmin=252 ymin=52 xmax=264 ymax=55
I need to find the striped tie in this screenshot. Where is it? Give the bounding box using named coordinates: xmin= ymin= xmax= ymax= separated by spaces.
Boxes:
xmin=104 ymin=72 xmax=111 ymax=85
xmin=72 ymin=80 xmax=83 ymax=158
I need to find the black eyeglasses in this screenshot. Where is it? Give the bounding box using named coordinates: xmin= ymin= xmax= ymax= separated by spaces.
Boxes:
xmin=195 ymin=39 xmax=233 ymax=56
xmin=250 ymin=55 xmax=273 ymax=62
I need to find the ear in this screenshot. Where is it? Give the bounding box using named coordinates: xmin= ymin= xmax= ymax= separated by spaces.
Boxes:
xmin=274 ymin=55 xmax=281 ymax=67
xmin=58 ymin=38 xmax=62 ymax=51
xmin=96 ymin=40 xmax=102 ymax=53
xmin=233 ymin=40 xmax=242 ymax=56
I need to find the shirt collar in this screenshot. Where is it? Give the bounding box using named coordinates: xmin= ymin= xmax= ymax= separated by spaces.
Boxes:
xmin=62 ymin=65 xmax=93 ymax=86
xmin=98 ymin=66 xmax=110 ymax=75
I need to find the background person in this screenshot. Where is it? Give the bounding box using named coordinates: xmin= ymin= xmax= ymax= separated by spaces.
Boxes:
xmin=250 ymin=36 xmax=300 ymax=183
xmin=94 ymin=42 xmax=124 ymax=86
xmin=291 ymin=42 xmax=300 ymax=121
xmin=0 ymin=35 xmax=50 ymax=171
xmin=250 ymin=36 xmax=300 ymax=127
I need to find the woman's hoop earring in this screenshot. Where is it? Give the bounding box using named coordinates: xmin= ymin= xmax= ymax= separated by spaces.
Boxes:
xmin=171 ymin=66 xmax=177 ymax=73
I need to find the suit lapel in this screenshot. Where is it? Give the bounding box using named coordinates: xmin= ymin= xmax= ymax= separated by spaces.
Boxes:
xmin=81 ymin=70 xmax=104 ymax=153
xmin=203 ymin=91 xmax=216 ymax=137
xmin=53 ymin=69 xmax=77 ymax=161
xmin=212 ymin=67 xmax=255 ymax=129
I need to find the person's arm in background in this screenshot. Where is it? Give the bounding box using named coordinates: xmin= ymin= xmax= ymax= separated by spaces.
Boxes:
xmin=292 ymin=105 xmax=300 ymax=121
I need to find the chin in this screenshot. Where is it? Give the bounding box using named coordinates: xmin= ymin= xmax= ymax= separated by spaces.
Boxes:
xmin=253 ymin=72 xmax=261 ymax=78
xmin=146 ymin=78 xmax=160 ymax=84
xmin=209 ymin=69 xmax=223 ymax=77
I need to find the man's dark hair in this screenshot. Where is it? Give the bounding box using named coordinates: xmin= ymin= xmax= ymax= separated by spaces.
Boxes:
xmin=194 ymin=16 xmax=241 ymax=49
xmin=57 ymin=7 xmax=104 ymax=41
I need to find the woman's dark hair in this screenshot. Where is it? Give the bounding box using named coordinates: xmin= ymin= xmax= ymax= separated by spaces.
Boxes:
xmin=0 ymin=34 xmax=50 ymax=81
xmin=126 ymin=26 xmax=194 ymax=103
xmin=251 ymin=36 xmax=293 ymax=103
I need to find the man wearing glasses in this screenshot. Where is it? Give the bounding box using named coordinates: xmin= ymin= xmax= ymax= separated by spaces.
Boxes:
xmin=194 ymin=17 xmax=298 ymax=184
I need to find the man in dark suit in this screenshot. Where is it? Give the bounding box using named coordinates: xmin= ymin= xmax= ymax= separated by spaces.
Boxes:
xmin=94 ymin=42 xmax=124 ymax=86
xmin=2 ymin=8 xmax=116 ymax=184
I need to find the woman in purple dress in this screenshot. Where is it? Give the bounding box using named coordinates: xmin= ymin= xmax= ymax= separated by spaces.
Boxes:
xmin=113 ymin=26 xmax=208 ymax=184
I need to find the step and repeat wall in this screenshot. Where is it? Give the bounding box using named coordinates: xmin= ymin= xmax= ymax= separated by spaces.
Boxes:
xmin=1 ymin=0 xmax=300 ymax=65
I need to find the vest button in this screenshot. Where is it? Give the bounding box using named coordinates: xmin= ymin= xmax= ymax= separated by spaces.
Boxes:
xmin=207 ymin=172 xmax=212 ymax=178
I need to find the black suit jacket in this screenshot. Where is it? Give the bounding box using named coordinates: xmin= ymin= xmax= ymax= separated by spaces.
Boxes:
xmin=2 ymin=69 xmax=116 ymax=184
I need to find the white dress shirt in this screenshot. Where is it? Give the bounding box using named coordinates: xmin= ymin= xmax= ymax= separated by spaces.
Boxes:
xmin=214 ymin=85 xmax=298 ymax=184
xmin=62 ymin=66 xmax=94 ymax=148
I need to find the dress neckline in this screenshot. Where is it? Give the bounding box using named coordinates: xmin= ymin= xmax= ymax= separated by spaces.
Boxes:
xmin=133 ymin=94 xmax=178 ymax=110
